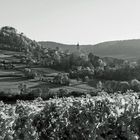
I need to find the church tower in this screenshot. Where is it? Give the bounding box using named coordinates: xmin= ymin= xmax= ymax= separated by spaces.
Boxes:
xmin=76 ymin=42 xmax=80 ymax=52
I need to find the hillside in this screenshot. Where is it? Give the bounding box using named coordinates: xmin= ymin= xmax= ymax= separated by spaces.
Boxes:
xmin=92 ymin=39 xmax=140 ymax=61
xmin=39 ymin=41 xmax=78 ymax=52
xmin=0 ymin=26 xmax=41 ymax=53
xmin=39 ymin=39 xmax=140 ymax=61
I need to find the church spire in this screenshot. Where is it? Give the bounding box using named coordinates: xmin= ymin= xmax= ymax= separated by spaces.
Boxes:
xmin=76 ymin=42 xmax=80 ymax=52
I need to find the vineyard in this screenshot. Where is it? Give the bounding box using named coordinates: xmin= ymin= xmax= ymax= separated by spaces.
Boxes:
xmin=0 ymin=91 xmax=140 ymax=140
xmin=1 ymin=26 xmax=140 ymax=140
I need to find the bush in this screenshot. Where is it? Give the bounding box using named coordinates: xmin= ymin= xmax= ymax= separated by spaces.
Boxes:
xmin=56 ymin=88 xmax=69 ymax=98
xmin=118 ymin=81 xmax=130 ymax=92
xmin=131 ymin=79 xmax=140 ymax=91
xmin=24 ymin=68 xmax=37 ymax=79
xmin=96 ymin=81 xmax=103 ymax=91
xmin=103 ymin=80 xmax=130 ymax=93
xmin=104 ymin=80 xmax=119 ymax=93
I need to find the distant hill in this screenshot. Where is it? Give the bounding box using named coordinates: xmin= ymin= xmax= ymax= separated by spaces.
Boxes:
xmin=39 ymin=39 xmax=140 ymax=61
xmin=91 ymin=39 xmax=140 ymax=61
xmin=39 ymin=41 xmax=78 ymax=52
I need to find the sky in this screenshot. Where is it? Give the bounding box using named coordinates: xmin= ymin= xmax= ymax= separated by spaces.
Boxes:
xmin=0 ymin=0 xmax=140 ymax=45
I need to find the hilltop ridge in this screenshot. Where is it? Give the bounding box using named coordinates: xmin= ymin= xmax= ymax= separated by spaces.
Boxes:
xmin=39 ymin=39 xmax=140 ymax=61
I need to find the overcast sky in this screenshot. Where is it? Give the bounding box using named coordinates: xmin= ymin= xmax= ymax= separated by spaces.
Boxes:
xmin=0 ymin=0 xmax=140 ymax=44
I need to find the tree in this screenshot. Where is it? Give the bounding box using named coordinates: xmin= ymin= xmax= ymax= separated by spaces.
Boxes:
xmin=24 ymin=68 xmax=37 ymax=79
xmin=97 ymin=81 xmax=103 ymax=91
xmin=53 ymin=73 xmax=70 ymax=85
xmin=88 ymin=53 xmax=100 ymax=67
xmin=18 ymin=83 xmax=28 ymax=95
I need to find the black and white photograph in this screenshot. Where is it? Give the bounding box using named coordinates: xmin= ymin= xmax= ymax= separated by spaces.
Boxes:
xmin=0 ymin=0 xmax=140 ymax=139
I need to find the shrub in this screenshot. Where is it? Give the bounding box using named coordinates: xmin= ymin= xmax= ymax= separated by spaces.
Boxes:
xmin=103 ymin=80 xmax=130 ymax=93
xmin=24 ymin=68 xmax=37 ymax=79
xmin=18 ymin=83 xmax=28 ymax=95
xmin=56 ymin=88 xmax=69 ymax=98
xmin=118 ymin=81 xmax=130 ymax=92
xmin=131 ymin=79 xmax=140 ymax=91
xmin=96 ymin=81 xmax=103 ymax=91
xmin=104 ymin=80 xmax=119 ymax=93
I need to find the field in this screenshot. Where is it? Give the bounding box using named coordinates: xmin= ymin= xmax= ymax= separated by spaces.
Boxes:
xmin=0 ymin=50 xmax=98 ymax=101
xmin=0 ymin=51 xmax=49 ymax=98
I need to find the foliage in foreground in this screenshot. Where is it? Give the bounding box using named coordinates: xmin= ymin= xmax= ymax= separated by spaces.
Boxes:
xmin=0 ymin=91 xmax=140 ymax=139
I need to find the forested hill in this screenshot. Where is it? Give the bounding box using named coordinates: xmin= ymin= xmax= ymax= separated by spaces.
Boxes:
xmin=92 ymin=40 xmax=140 ymax=61
xmin=0 ymin=26 xmax=42 ymax=53
xmin=39 ymin=39 xmax=140 ymax=61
